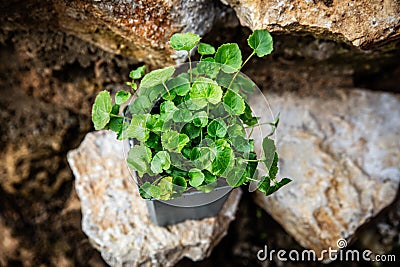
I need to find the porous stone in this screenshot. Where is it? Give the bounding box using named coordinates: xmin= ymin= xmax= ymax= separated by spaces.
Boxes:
xmin=251 ymin=89 xmax=400 ymax=255
xmin=67 ymin=131 xmax=241 ymax=267
xmin=222 ymin=0 xmax=400 ymax=49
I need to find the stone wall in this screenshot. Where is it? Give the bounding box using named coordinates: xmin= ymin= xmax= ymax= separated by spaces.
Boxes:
xmin=0 ymin=0 xmax=399 ymax=266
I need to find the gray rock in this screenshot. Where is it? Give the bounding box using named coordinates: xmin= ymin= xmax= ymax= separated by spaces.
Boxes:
xmin=67 ymin=131 xmax=241 ymax=267
xmin=251 ymin=89 xmax=400 ymax=256
xmin=221 ymin=0 xmax=400 ymax=49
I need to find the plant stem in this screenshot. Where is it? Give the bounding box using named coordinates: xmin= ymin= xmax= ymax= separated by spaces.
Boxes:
xmin=242 ymin=158 xmax=264 ymax=162
xmin=162 ymin=82 xmax=171 ymax=99
xmin=245 ymin=121 xmax=273 ymax=129
xmin=249 ymin=125 xmax=255 ymax=138
xmin=110 ymin=113 xmax=130 ymax=121
xmin=227 ymin=51 xmax=255 ymax=90
xmin=241 ymin=51 xmax=255 ymax=69
xmin=151 ymin=176 xmax=164 ymax=186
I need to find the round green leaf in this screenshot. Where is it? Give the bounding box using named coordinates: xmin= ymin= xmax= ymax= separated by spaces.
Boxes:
xmin=139 ymin=84 xmax=165 ymax=102
xmin=146 ymin=114 xmax=164 ymax=132
xmin=115 ymin=90 xmax=131 ymax=105
xmin=160 ymin=100 xmax=178 ymax=120
xmin=215 ymin=138 xmax=230 ymax=149
xmin=178 ymin=134 xmax=190 ymax=152
xmin=196 ymin=59 xmax=220 ymax=78
xmin=182 ymin=122 xmax=201 ymax=139
xmin=145 ymin=132 xmax=162 ymax=150
xmin=167 ymin=76 xmax=190 ymax=96
xmin=239 ymin=102 xmax=258 ymax=126
xmin=192 ymin=147 xmax=216 ymax=170
xmin=226 ymin=166 xmax=247 ymax=187
xmin=128 ymin=95 xmax=152 ymax=114
xmin=92 ymin=90 xmax=112 ymax=130
xmin=139 ymin=183 xmax=161 ymax=199
xmin=232 ymin=136 xmax=253 ymax=153
xmin=157 ymin=176 xmax=174 ymax=200
xmin=161 ymin=130 xmax=190 ymax=152
xmin=125 ymin=114 xmax=150 ymax=142
xmin=170 ymin=32 xmax=201 ymax=51
xmin=211 ymin=146 xmax=234 ymax=176
xmin=172 ymin=176 xmax=187 ymax=196
xmin=193 ymin=111 xmax=208 ymax=127
xmin=190 ymin=77 xmax=223 ymax=108
xmin=129 ymin=65 xmax=146 ymax=80
xmin=173 ymin=109 xmax=192 ymax=123
xmin=247 ymin=29 xmax=273 ymax=57
xmin=198 ymin=43 xmax=215 ymax=56
xmin=140 ymin=66 xmax=175 ymax=88
xmin=223 ymin=90 xmax=245 ymax=115
xmin=203 ymin=170 xmax=217 ymax=184
xmin=127 ymin=145 xmax=152 ymax=177
xmin=139 ymin=182 xmax=152 ymax=199
xmin=111 ymin=103 xmax=120 ymax=115
xmin=160 ymin=100 xmax=178 ymax=114
xmin=150 ymin=151 xmax=171 ymax=174
xmin=214 ymin=43 xmax=242 ymax=73
xmin=188 ymin=168 xmax=205 ymax=187
xmin=207 ymin=118 xmax=227 ymax=138
xmin=107 ymin=116 xmax=123 ymax=133
xmin=262 ymin=137 xmax=276 ymax=171
xmin=227 ymin=124 xmax=245 ymax=138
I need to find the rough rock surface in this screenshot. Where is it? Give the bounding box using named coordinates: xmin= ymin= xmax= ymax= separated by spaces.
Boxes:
xmin=2 ymin=0 xmax=223 ymax=66
xmin=222 ymin=0 xmax=400 ymax=49
xmin=67 ymin=131 xmax=242 ymax=267
xmin=252 ymin=88 xmax=400 ymax=255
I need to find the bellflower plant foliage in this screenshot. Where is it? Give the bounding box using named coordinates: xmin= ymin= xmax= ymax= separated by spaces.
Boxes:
xmin=92 ymin=30 xmax=291 ymax=200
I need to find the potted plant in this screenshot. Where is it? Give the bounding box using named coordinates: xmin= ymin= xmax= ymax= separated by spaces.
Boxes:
xmin=91 ymin=30 xmax=291 ymax=226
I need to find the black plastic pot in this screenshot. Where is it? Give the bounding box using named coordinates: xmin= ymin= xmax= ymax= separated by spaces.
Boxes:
xmin=144 ymin=184 xmax=232 ymax=226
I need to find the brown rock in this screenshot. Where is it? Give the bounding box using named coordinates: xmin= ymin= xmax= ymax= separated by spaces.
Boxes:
xmin=1 ymin=0 xmax=222 ymax=66
xmin=251 ymin=88 xmax=400 ymax=256
xmin=67 ymin=131 xmax=242 ymax=266
xmin=222 ymin=0 xmax=400 ymax=49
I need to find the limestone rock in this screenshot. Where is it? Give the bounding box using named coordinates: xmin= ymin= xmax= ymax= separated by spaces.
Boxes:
xmin=222 ymin=0 xmax=400 ymax=49
xmin=67 ymin=131 xmax=241 ymax=267
xmin=251 ymin=89 xmax=400 ymax=255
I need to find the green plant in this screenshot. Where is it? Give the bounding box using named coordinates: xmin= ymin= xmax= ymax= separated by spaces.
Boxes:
xmin=92 ymin=30 xmax=291 ymax=200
